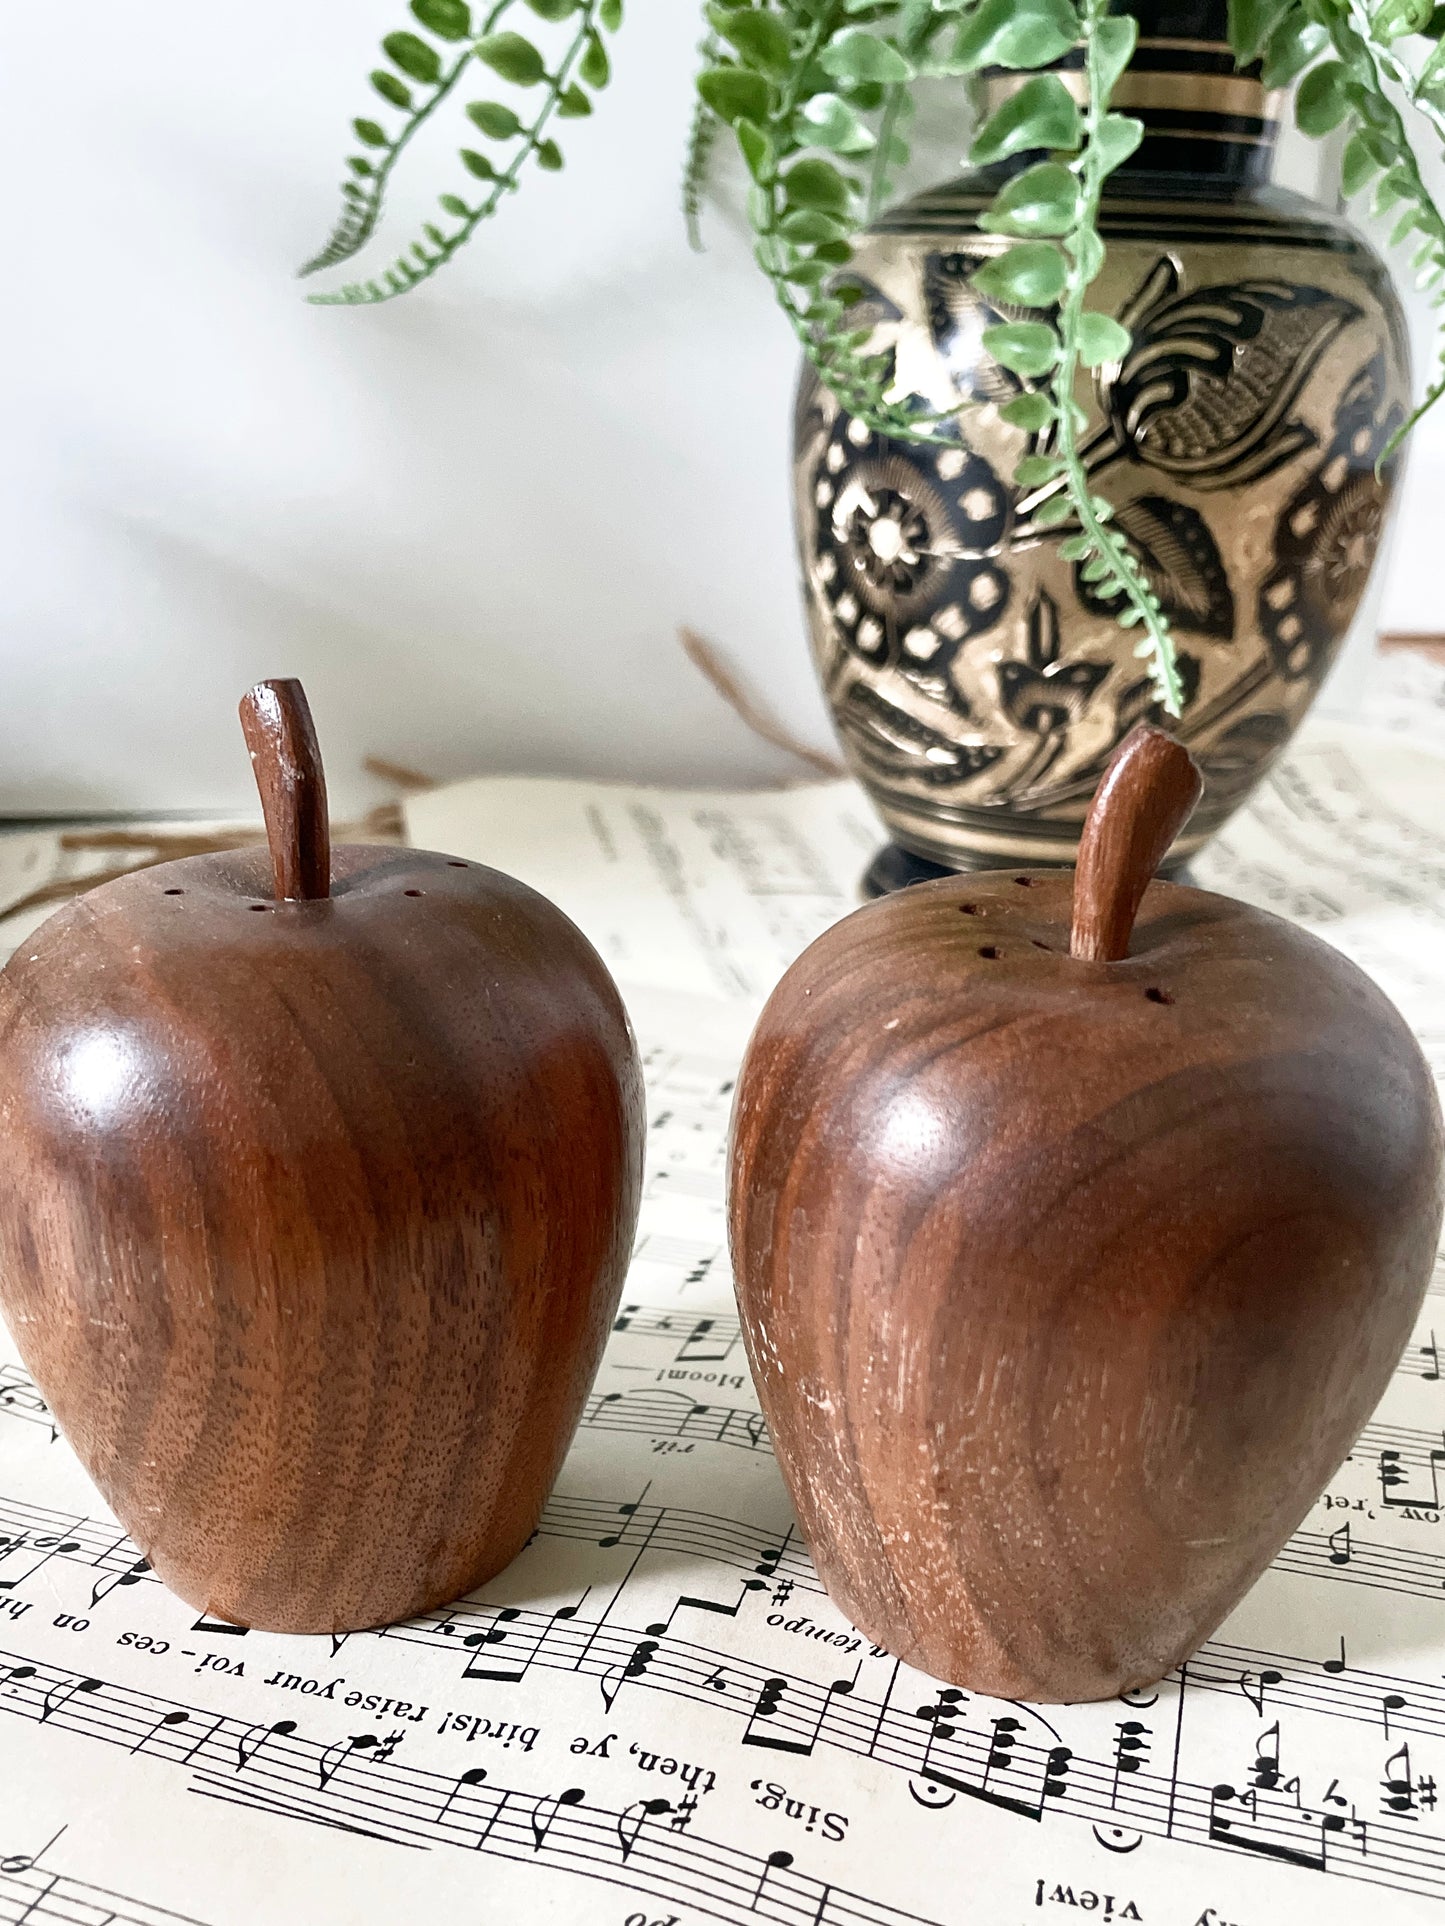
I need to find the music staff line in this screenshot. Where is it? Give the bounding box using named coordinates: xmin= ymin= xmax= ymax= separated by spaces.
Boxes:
xmin=0 ymin=1844 xmax=214 ymax=1926
xmin=1 ymin=1643 xmax=1442 ymax=1906
xmin=0 ymin=1652 xmax=941 ymax=1926
xmin=5 ymin=1491 xmax=1445 ymax=1901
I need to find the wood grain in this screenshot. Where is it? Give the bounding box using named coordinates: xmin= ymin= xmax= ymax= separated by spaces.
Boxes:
xmin=238 ymin=678 xmax=331 ymax=902
xmin=729 ymin=769 xmax=1443 ymax=1699
xmin=0 ymin=691 xmax=644 ymax=1633
xmin=1070 ymin=724 xmax=1203 ymax=963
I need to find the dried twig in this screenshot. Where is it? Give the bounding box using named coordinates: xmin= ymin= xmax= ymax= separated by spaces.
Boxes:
xmin=679 ymin=626 xmax=845 ymax=779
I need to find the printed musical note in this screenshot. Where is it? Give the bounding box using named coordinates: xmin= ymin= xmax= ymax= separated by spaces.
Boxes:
xmin=528 ymin=1786 xmax=585 ymax=1853
xmin=435 ymin=1766 xmax=488 ymax=1830
xmin=599 ymin=1639 xmax=657 ymax=1713
xmin=743 ymin=1668 xmax=857 ymax=1758
xmin=0 ymin=1836 xmax=216 ymax=1926
xmin=617 ymin=1797 xmax=671 ymax=1863
xmin=39 ymin=1675 xmax=99 ymax=1724
xmin=752 ymin=1849 xmax=796 ymax=1912
xmin=317 ymin=1730 xmax=405 ymax=1791
xmin=235 ymin=1719 xmax=297 ymax=1772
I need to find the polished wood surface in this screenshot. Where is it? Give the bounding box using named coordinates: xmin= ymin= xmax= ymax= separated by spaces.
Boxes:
xmin=0 ymin=683 xmax=643 ymax=1633
xmin=729 ymin=742 xmax=1444 ymax=1700
xmin=238 ymin=678 xmax=331 ymax=902
xmin=1070 ymin=724 xmax=1203 ymax=963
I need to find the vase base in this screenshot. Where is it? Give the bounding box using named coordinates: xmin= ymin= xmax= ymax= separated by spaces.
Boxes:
xmin=863 ymin=841 xmax=1196 ymax=897
xmin=862 ymin=843 xmax=959 ymax=898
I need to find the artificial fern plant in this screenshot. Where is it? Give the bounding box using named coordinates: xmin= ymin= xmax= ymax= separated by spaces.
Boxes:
xmin=306 ymin=0 xmax=1445 ymax=716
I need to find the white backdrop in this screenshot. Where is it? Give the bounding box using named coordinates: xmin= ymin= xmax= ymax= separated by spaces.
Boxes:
xmin=1 ymin=3 xmax=1440 ymax=816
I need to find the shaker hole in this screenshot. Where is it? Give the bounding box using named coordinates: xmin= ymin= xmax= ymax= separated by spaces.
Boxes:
xmin=404 ymin=888 xmax=424 ymax=897
xmin=163 ymin=888 xmax=184 ymax=896
xmin=1146 ymin=986 xmax=1174 ymax=1005
xmin=979 ymin=945 xmax=1000 ymax=960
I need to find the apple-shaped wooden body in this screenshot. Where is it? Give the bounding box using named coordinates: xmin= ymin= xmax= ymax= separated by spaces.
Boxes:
xmin=729 ymin=727 xmax=1443 ymax=1700
xmin=0 ymin=683 xmax=643 ymax=1632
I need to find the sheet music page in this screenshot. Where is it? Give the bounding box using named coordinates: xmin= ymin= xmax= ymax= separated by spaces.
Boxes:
xmin=0 ymin=672 xmax=1442 ymax=1925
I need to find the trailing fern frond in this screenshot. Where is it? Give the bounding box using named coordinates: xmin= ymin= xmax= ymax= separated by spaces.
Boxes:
xmin=307 ymin=0 xmax=1445 ymax=715
xmin=307 ymin=0 xmax=616 ymax=306
xmin=301 ymin=0 xmax=491 ymax=278
xmin=684 ymin=27 xmax=722 ymax=250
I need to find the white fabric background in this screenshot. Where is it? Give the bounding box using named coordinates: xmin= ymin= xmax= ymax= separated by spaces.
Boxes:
xmin=0 ymin=2 xmax=1438 ymax=815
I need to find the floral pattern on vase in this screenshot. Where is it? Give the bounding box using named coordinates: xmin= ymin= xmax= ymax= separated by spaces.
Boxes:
xmin=794 ymin=44 xmax=1410 ymax=878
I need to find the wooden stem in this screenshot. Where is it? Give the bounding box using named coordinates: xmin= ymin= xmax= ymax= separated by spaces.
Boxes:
xmin=239 ymin=680 xmax=331 ymax=902
xmin=1070 ymin=724 xmax=1202 ymax=963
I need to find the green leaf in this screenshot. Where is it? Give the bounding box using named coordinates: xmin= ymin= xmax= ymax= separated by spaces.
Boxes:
xmin=948 ymin=0 xmax=1079 ymax=74
xmin=969 ymin=75 xmax=1082 ymax=166
xmin=783 ymin=156 xmax=851 ymax=211
xmin=698 ymin=65 xmax=774 ymax=123
xmin=1000 ymin=391 xmax=1055 ymax=429
xmin=411 ymin=0 xmax=472 ymax=36
xmin=736 ymin=117 xmax=775 ymax=179
xmin=354 ymin=118 xmax=391 ymax=147
xmin=579 ymin=31 xmax=611 ymax=87
xmin=819 ymin=28 xmax=913 ymax=83
xmin=1069 ymin=225 xmax=1104 ymax=280
xmin=476 ymin=32 xmax=546 ymax=84
xmin=846 ymin=80 xmax=888 ymax=111
xmin=536 ymin=138 xmax=564 ymax=170
xmin=1093 ymin=13 xmax=1137 ymax=93
xmin=1260 ymin=13 xmax=1327 ymax=87
xmin=557 ymin=83 xmax=592 ymax=116
xmin=1228 ymin=0 xmax=1294 ymax=59
xmin=814 ymin=239 xmax=853 ymax=264
xmin=600 ymin=0 xmax=623 ymax=26
xmin=1058 ymin=534 xmax=1093 ymax=560
xmin=371 ymin=70 xmax=413 ymax=108
xmin=461 ymin=147 xmax=498 ymax=177
xmin=528 ymin=0 xmax=579 ymax=16
xmin=347 ymin=157 xmax=375 ymax=176
xmin=982 ymin=320 xmax=1059 ymax=376
xmin=1094 ymin=113 xmax=1143 ymax=172
xmin=795 ymin=92 xmax=876 ymax=154
xmin=1296 ymin=59 xmax=1349 ymax=134
xmin=1015 ymin=453 xmax=1064 ymax=484
xmin=1034 ymin=495 xmax=1075 ymax=527
xmin=780 ymin=207 xmax=850 ymax=242
xmin=978 ymin=160 xmax=1078 ymax=237
xmin=1371 ymin=0 xmax=1433 ymax=37
xmin=710 ymin=6 xmax=792 ymax=76
xmin=383 ymin=31 xmax=443 ymax=83
xmin=439 ymin=192 xmax=470 ymax=215
xmin=467 ymin=99 xmax=522 ymax=136
xmin=1076 ymin=311 xmax=1131 ymax=366
xmin=1375 ymin=167 xmax=1409 ymax=214
xmin=971 ymin=241 xmax=1067 ymax=306
xmin=1341 ymin=130 xmax=1382 ymax=196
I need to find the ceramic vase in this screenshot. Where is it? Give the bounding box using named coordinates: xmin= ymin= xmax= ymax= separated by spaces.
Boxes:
xmin=793 ymin=0 xmax=1409 ymax=890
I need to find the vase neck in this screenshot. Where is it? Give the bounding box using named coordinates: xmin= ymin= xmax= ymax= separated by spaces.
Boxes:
xmin=975 ymin=2 xmax=1281 ymax=192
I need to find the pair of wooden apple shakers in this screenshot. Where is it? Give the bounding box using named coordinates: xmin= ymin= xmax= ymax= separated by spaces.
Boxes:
xmin=730 ymin=725 xmax=1445 ymax=1703
xmin=0 ymin=680 xmax=644 ymax=1633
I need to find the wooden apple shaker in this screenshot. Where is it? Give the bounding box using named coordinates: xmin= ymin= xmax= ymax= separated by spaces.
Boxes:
xmin=0 ymin=680 xmax=644 ymax=1632
xmin=730 ymin=726 xmax=1444 ymax=1701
